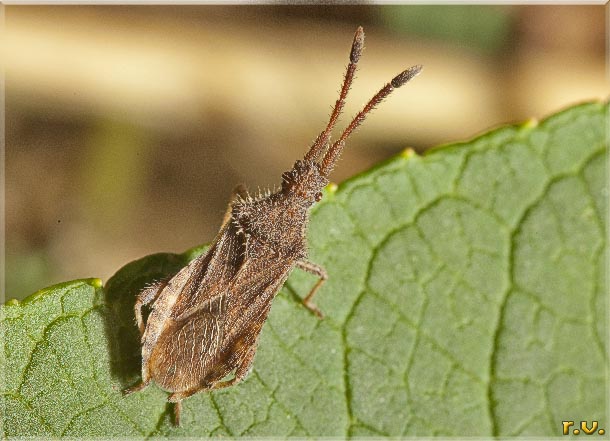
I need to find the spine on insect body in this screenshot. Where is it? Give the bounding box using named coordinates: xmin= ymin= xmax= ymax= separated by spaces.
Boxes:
xmin=232 ymin=191 xmax=311 ymax=259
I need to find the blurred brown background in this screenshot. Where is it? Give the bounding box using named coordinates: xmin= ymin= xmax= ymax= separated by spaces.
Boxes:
xmin=4 ymin=5 xmax=608 ymax=300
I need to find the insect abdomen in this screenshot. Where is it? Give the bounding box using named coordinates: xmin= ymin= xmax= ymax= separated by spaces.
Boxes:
xmin=150 ymin=313 xmax=226 ymax=392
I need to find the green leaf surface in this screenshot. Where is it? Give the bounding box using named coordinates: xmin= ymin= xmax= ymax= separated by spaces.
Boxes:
xmin=2 ymin=102 xmax=607 ymax=437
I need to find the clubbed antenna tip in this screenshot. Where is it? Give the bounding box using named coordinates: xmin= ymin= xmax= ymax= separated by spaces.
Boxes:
xmin=391 ymin=64 xmax=423 ymax=88
xmin=350 ymin=26 xmax=365 ymax=64
xmin=320 ymin=62 xmax=422 ymax=176
xmin=310 ymin=28 xmax=423 ymax=177
xmin=304 ymin=25 xmax=365 ymax=163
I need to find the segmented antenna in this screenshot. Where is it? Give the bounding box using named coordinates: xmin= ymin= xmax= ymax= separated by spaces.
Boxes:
xmin=304 ymin=26 xmax=365 ymax=163
xmin=320 ymin=64 xmax=423 ymax=176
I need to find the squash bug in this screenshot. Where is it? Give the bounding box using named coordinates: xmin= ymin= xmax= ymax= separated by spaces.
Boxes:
xmin=124 ymin=26 xmax=421 ymax=425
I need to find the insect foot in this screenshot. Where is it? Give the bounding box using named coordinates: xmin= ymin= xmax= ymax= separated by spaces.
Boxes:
xmin=126 ymin=25 xmax=421 ymax=426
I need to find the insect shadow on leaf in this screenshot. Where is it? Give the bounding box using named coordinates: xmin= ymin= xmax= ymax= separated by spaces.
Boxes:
xmin=104 ymin=252 xmax=196 ymax=389
xmin=120 ymin=26 xmax=422 ymax=426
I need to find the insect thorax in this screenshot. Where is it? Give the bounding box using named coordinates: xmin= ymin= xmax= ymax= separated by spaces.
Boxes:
xmin=281 ymin=160 xmax=329 ymax=204
xmin=232 ymin=194 xmax=311 ymax=258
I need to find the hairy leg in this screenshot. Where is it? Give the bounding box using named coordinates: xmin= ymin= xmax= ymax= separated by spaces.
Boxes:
xmin=295 ymin=260 xmax=328 ymax=318
xmin=174 ymin=401 xmax=182 ymax=426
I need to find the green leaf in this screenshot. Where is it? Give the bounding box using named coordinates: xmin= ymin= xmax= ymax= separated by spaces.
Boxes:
xmin=2 ymin=102 xmax=607 ymax=437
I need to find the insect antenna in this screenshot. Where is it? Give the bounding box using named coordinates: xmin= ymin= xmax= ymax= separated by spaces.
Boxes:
xmin=304 ymin=26 xmax=365 ymax=163
xmin=320 ymin=64 xmax=423 ymax=176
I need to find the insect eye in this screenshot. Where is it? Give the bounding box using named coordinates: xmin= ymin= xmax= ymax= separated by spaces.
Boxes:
xmin=314 ymin=192 xmax=323 ymax=202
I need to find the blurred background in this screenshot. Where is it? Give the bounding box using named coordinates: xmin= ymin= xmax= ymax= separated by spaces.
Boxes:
xmin=4 ymin=5 xmax=608 ymax=300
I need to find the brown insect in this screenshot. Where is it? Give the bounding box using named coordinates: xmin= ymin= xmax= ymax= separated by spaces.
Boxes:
xmin=124 ymin=26 xmax=421 ymax=425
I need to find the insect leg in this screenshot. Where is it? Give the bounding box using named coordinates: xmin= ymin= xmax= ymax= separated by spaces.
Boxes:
xmin=134 ymin=280 xmax=167 ymax=337
xmin=122 ymin=379 xmax=150 ymax=396
xmin=173 ymin=401 xmax=182 ymax=426
xmin=295 ymin=260 xmax=328 ymax=319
